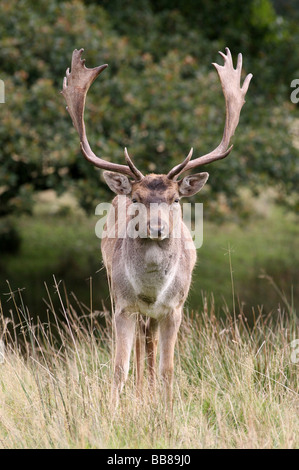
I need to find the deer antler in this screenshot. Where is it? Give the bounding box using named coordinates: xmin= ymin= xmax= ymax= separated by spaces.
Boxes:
xmin=167 ymin=47 xmax=252 ymax=180
xmin=61 ymin=49 xmax=143 ymax=180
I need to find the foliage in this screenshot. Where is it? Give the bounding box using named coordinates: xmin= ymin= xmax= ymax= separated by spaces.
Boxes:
xmin=0 ymin=0 xmax=299 ymax=219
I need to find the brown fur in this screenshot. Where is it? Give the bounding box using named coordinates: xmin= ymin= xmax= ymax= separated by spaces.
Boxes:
xmin=62 ymin=46 xmax=252 ymax=409
xmin=101 ymin=172 xmax=205 ymax=407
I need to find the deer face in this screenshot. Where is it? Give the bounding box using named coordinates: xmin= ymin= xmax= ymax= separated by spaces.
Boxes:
xmin=103 ymin=171 xmax=209 ymax=240
xmin=63 ymin=48 xmax=251 ymax=241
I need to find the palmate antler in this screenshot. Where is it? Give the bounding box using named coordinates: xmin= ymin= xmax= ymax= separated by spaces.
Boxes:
xmin=167 ymin=48 xmax=253 ymax=179
xmin=61 ymin=48 xmax=143 ymax=180
xmin=62 ymin=47 xmax=252 ymax=181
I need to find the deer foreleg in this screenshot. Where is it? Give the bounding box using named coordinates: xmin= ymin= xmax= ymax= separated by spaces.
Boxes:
xmin=112 ymin=311 xmax=135 ymax=406
xmin=135 ymin=315 xmax=146 ymax=397
xmin=158 ymin=309 xmax=182 ymax=408
xmin=146 ymin=318 xmax=159 ymax=392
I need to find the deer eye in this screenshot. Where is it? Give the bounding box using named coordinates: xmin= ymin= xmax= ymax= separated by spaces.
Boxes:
xmin=132 ymin=198 xmax=138 ymax=203
xmin=174 ymin=198 xmax=179 ymax=203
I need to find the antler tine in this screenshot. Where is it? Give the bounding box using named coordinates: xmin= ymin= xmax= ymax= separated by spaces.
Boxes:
xmin=61 ymin=49 xmax=141 ymax=179
xmin=167 ymin=148 xmax=193 ymax=180
xmin=168 ymin=47 xmax=252 ymax=176
xmin=124 ymin=148 xmax=144 ymax=180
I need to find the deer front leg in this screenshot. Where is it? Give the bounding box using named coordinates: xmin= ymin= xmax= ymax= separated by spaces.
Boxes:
xmin=112 ymin=310 xmax=136 ymax=406
xmin=146 ymin=318 xmax=159 ymax=392
xmin=135 ymin=315 xmax=146 ymax=397
xmin=158 ymin=308 xmax=182 ymax=408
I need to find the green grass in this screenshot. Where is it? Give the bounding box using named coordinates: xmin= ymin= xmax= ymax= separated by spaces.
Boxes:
xmin=193 ymin=203 xmax=299 ymax=315
xmin=1 ymin=193 xmax=298 ymax=317
xmin=0 ymin=280 xmax=298 ymax=448
xmin=0 ymin=193 xmax=298 ymax=447
xmin=0 ymin=208 xmax=109 ymax=317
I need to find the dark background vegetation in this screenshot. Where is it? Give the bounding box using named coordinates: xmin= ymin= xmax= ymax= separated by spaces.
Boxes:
xmin=0 ymin=0 xmax=298 ymax=321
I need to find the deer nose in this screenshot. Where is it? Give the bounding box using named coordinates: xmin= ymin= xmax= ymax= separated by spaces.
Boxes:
xmin=147 ymin=221 xmax=167 ymax=240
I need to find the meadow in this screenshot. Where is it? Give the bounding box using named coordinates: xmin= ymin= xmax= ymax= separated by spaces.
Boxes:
xmin=0 ymin=192 xmax=298 ymax=449
xmin=0 ymin=278 xmax=298 ymax=448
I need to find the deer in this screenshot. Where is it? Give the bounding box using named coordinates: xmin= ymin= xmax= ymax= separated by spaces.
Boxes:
xmin=62 ymin=47 xmax=252 ymax=407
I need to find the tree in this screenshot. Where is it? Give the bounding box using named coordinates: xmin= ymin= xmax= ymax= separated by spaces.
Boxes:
xmin=0 ymin=0 xmax=298 ymax=223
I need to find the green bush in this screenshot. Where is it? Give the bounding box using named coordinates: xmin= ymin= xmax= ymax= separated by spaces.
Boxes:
xmin=0 ymin=0 xmax=299 ymax=219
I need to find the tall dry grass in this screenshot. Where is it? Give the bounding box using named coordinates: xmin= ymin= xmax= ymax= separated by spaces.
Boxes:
xmin=0 ymin=276 xmax=298 ymax=448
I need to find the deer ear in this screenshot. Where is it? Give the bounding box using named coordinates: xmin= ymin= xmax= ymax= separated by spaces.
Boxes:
xmin=103 ymin=171 xmax=132 ymax=195
xmin=178 ymin=172 xmax=209 ymax=197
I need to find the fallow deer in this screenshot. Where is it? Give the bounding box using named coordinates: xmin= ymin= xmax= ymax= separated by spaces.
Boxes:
xmin=62 ymin=47 xmax=252 ymax=406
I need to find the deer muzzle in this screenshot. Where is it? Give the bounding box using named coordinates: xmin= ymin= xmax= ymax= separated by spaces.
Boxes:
xmin=147 ymin=217 xmax=169 ymax=240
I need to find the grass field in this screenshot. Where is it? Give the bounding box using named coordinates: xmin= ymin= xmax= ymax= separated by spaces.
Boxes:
xmin=0 ymin=278 xmax=298 ymax=449
xmin=0 ymin=192 xmax=298 ymax=448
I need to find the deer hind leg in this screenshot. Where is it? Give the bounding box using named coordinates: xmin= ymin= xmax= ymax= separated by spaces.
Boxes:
xmin=146 ymin=318 xmax=159 ymax=393
xmin=158 ymin=308 xmax=182 ymax=408
xmin=112 ymin=310 xmax=136 ymax=406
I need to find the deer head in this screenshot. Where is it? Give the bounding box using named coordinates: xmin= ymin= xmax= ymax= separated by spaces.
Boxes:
xmin=61 ymin=47 xmax=252 ymax=230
